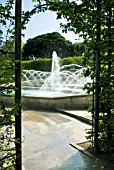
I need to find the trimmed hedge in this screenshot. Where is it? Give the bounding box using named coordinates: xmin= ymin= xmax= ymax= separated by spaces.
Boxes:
xmin=22 ymin=58 xmax=52 ymax=71
xmin=60 ymin=56 xmax=83 ymax=66
xmin=22 ymin=56 xmax=84 ymax=71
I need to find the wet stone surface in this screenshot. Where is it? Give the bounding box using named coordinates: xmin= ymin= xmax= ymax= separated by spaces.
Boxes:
xmin=22 ymin=110 xmax=114 ymax=170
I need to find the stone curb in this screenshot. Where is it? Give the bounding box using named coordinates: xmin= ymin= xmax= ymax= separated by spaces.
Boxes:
xmin=55 ymin=109 xmax=91 ymax=125
xmin=69 ymin=143 xmax=96 ymax=159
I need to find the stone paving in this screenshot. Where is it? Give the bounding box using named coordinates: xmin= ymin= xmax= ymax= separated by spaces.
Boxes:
xmin=22 ymin=110 xmax=114 ymax=170
xmin=56 ymin=109 xmax=92 ymax=124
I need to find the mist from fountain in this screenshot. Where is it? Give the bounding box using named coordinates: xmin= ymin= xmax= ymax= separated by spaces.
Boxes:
xmin=22 ymin=51 xmax=91 ymax=97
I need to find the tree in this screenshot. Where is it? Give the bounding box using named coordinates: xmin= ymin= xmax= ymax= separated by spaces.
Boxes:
xmin=0 ymin=0 xmax=16 ymax=169
xmin=73 ymin=42 xmax=85 ymax=56
xmin=0 ymin=40 xmax=15 ymax=83
xmin=22 ymin=32 xmax=75 ymax=60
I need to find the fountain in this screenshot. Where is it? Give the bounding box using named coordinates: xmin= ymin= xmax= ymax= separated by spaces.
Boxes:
xmin=22 ymin=51 xmax=90 ymax=97
xmin=4 ymin=51 xmax=92 ymax=109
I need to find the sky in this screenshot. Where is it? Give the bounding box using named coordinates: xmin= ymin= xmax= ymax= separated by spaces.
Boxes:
xmin=22 ymin=0 xmax=79 ymax=43
xmin=1 ymin=0 xmax=82 ymax=43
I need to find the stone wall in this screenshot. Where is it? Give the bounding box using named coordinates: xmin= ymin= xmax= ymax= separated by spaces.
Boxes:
xmin=2 ymin=94 xmax=92 ymax=110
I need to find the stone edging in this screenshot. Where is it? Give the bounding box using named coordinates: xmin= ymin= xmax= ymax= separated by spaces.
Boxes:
xmin=55 ymin=109 xmax=91 ymax=125
xmin=69 ymin=143 xmax=96 ymax=158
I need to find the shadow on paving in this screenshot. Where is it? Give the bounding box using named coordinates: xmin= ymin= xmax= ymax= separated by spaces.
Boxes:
xmin=49 ymin=151 xmax=114 ymax=170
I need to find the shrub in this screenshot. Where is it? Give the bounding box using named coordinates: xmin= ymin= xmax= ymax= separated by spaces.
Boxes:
xmin=60 ymin=56 xmax=84 ymax=66
xmin=22 ymin=56 xmax=84 ymax=71
xmin=22 ymin=58 xmax=52 ymax=71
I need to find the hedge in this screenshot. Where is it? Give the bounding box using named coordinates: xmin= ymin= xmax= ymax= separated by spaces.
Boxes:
xmin=22 ymin=58 xmax=52 ymax=71
xmin=22 ymin=56 xmax=84 ymax=71
xmin=60 ymin=56 xmax=83 ymax=66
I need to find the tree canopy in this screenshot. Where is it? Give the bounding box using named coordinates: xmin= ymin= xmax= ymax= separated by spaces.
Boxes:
xmin=0 ymin=0 xmax=16 ymax=168
xmin=22 ymin=31 xmax=75 ymax=60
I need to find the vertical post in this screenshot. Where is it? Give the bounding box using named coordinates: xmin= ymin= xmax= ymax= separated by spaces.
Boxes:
xmin=15 ymin=0 xmax=22 ymax=169
xmin=92 ymin=51 xmax=95 ymax=148
xmin=107 ymin=4 xmax=112 ymax=141
xmin=94 ymin=0 xmax=101 ymax=155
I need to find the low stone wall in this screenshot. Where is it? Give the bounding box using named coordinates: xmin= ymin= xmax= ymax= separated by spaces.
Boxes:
xmin=2 ymin=94 xmax=92 ymax=110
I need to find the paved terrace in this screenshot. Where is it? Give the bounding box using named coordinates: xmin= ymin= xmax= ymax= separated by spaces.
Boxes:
xmin=22 ymin=109 xmax=114 ymax=170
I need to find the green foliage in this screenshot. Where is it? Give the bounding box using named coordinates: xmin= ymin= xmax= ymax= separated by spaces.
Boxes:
xmin=22 ymin=32 xmax=75 ymax=60
xmin=22 ymin=58 xmax=52 ymax=71
xmin=0 ymin=1 xmax=16 ymax=169
xmin=0 ymin=103 xmax=16 ymax=169
xmin=22 ymin=56 xmax=84 ymax=71
xmin=98 ymin=111 xmax=114 ymax=152
xmin=0 ymin=41 xmax=15 ymax=85
xmin=0 ymin=0 xmax=15 ymax=44
xmin=61 ymin=56 xmax=84 ymax=66
xmin=73 ymin=42 xmax=85 ymax=56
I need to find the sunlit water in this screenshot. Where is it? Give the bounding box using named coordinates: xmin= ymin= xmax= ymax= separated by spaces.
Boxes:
xmin=22 ymin=51 xmax=91 ymax=97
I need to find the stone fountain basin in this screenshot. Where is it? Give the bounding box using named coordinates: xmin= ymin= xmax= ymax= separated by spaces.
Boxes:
xmin=3 ymin=93 xmax=92 ymax=110
xmin=21 ymin=85 xmax=85 ymax=97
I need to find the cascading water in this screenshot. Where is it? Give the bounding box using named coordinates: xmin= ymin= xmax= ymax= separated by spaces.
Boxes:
xmin=22 ymin=51 xmax=91 ymax=97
